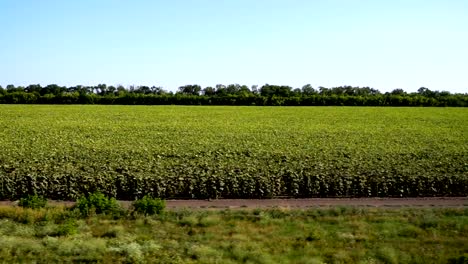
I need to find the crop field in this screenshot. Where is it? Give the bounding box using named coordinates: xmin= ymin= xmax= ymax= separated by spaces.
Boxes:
xmin=0 ymin=105 xmax=467 ymax=200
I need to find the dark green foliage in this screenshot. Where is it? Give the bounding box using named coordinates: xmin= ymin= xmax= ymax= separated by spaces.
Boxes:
xmin=0 ymin=83 xmax=466 ymax=106
xmin=132 ymin=196 xmax=166 ymax=216
xmin=18 ymin=195 xmax=47 ymax=209
xmin=448 ymin=254 xmax=468 ymax=264
xmin=2 ymin=163 xmax=465 ymax=200
xmin=75 ymin=192 xmax=122 ymax=217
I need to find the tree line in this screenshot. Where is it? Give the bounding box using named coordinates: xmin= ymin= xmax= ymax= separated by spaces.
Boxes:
xmin=0 ymin=83 xmax=467 ymax=106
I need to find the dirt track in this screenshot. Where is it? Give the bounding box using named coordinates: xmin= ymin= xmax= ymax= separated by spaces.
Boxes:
xmin=2 ymin=197 xmax=467 ymax=210
xmin=163 ymin=197 xmax=468 ymax=209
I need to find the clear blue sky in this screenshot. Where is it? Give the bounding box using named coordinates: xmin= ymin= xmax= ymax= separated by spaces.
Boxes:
xmin=1 ymin=0 xmax=467 ymax=93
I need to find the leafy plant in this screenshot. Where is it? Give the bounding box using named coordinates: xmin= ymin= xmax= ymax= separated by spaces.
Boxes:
xmin=75 ymin=192 xmax=122 ymax=217
xmin=55 ymin=220 xmax=78 ymax=236
xmin=132 ymin=196 xmax=165 ymax=216
xmin=0 ymin=106 xmax=466 ymax=199
xmin=18 ymin=195 xmax=47 ymax=209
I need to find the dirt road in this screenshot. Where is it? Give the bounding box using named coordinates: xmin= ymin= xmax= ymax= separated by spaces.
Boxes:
xmin=164 ymin=197 xmax=468 ymax=209
xmin=2 ymin=197 xmax=467 ymax=210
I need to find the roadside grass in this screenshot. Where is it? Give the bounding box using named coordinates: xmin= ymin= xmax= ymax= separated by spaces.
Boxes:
xmin=0 ymin=205 xmax=466 ymax=263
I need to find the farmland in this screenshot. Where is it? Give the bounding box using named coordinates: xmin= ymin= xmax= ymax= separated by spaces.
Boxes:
xmin=0 ymin=105 xmax=467 ymax=200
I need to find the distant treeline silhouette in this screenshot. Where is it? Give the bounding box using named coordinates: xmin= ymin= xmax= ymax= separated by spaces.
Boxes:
xmin=0 ymin=83 xmax=467 ymax=106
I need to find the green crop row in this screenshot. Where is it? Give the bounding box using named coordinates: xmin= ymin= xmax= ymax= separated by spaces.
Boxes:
xmin=0 ymin=105 xmax=466 ymax=199
xmin=0 ymin=167 xmax=467 ymax=200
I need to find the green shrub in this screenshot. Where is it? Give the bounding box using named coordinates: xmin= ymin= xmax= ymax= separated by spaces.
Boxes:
xmin=75 ymin=192 xmax=122 ymax=217
xmin=55 ymin=220 xmax=78 ymax=236
xmin=18 ymin=195 xmax=47 ymax=209
xmin=132 ymin=196 xmax=165 ymax=216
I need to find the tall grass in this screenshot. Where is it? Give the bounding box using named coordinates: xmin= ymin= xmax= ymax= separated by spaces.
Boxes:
xmin=0 ymin=205 xmax=466 ymax=263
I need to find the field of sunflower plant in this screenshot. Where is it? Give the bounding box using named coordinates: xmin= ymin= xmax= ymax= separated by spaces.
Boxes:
xmin=0 ymin=105 xmax=466 ymax=200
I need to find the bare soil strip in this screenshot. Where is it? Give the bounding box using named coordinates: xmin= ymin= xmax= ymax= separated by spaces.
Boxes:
xmin=1 ymin=197 xmax=467 ymax=209
xmin=165 ymin=197 xmax=468 ymax=209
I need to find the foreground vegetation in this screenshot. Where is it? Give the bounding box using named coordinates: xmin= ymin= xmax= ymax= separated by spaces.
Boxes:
xmin=0 ymin=202 xmax=466 ymax=263
xmin=0 ymin=105 xmax=467 ymax=199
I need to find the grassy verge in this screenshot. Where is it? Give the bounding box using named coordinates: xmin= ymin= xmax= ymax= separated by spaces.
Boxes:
xmin=0 ymin=205 xmax=466 ymax=263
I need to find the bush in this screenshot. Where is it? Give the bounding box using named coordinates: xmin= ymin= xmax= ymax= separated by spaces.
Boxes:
xmin=448 ymin=254 xmax=468 ymax=264
xmin=18 ymin=195 xmax=47 ymax=209
xmin=55 ymin=220 xmax=78 ymax=236
xmin=75 ymin=192 xmax=122 ymax=217
xmin=132 ymin=196 xmax=165 ymax=216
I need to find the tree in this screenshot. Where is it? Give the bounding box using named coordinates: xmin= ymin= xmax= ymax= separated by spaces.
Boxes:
xmin=350 ymin=86 xmax=381 ymax=96
xmin=302 ymin=84 xmax=316 ymax=95
xmin=251 ymin=85 xmax=259 ymax=95
xmin=150 ymin=86 xmax=166 ymax=95
xmin=6 ymin=84 xmax=16 ymax=91
xmin=319 ymin=86 xmax=331 ymax=95
xmin=367 ymin=87 xmax=381 ymax=95
xmin=178 ymin=84 xmax=201 ymax=95
xmin=80 ymin=85 xmax=92 ymax=94
xmin=68 ymin=85 xmax=91 ymax=94
xmin=136 ymin=86 xmax=151 ymax=94
xmin=417 ymin=87 xmax=434 ymax=97
xmin=438 ymin=91 xmax=451 ymax=97
xmin=108 ymin=86 xmax=117 ymax=95
xmin=215 ymin=84 xmax=227 ymax=95
xmin=203 ymin=86 xmax=216 ymax=96
xmin=43 ymin=84 xmax=65 ymax=95
xmin=391 ymin=88 xmax=406 ymax=95
xmin=226 ymin=84 xmax=241 ymax=95
xmin=292 ymin=88 xmax=302 ymax=96
xmin=96 ymin=84 xmax=108 ymax=95
xmin=117 ymin=85 xmax=127 ymax=95
xmin=260 ymin=84 xmax=292 ymax=97
xmin=238 ymin=85 xmax=251 ymax=96
xmin=25 ymin=84 xmax=42 ymax=94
